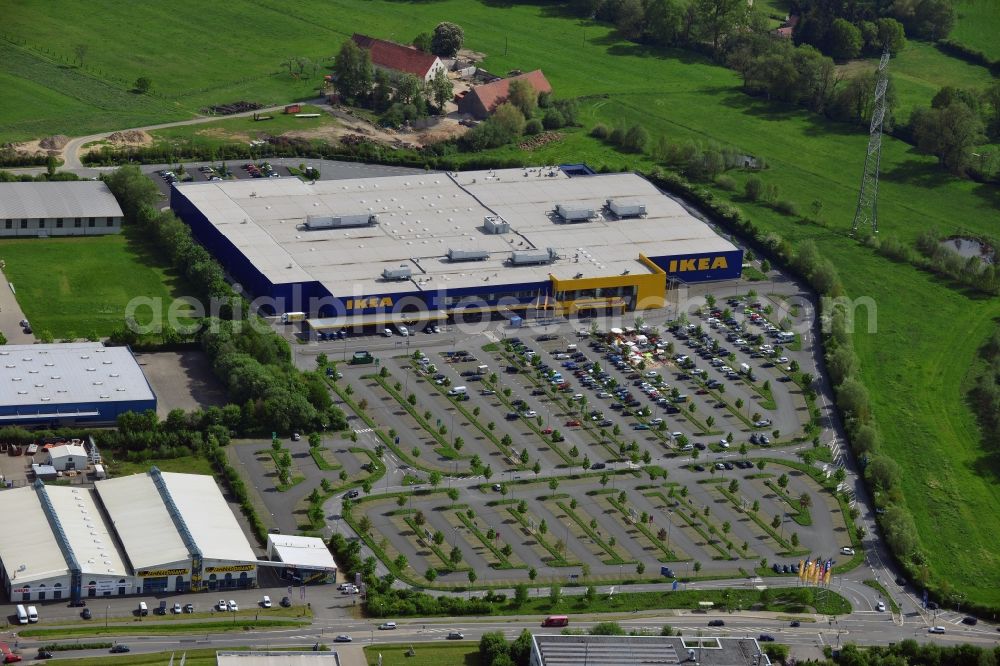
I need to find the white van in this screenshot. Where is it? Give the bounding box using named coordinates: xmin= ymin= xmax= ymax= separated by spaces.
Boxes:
xmin=138 ymin=601 xmax=148 ymax=616
xmin=566 ymin=344 xmax=578 ymax=352
xmin=382 ymin=328 xmax=393 ymax=337
xmin=447 ymin=386 xmax=468 ymax=396
xmin=27 ymin=605 xmax=38 ymax=622
xmin=16 ymin=604 xmax=28 ymax=625
xmin=476 ymin=365 xmax=489 ymax=375
xmin=397 ymin=325 xmax=409 ymax=337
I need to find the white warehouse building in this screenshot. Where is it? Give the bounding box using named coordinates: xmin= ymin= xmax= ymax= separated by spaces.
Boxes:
xmin=0 ymin=469 xmax=259 ymax=603
xmin=47 ymin=443 xmax=89 ymax=472
xmin=0 ymin=181 xmax=124 ymax=237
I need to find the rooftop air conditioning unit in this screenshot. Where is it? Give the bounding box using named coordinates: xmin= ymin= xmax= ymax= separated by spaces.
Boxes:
xmin=382 ymin=265 xmax=412 ymax=281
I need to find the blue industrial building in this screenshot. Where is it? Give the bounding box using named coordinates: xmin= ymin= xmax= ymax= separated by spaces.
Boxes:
xmin=0 ymin=343 xmax=156 ymax=426
xmin=170 ymin=167 xmax=742 ymax=328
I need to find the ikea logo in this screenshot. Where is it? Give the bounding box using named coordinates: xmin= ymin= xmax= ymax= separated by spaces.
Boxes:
xmin=667 ymin=256 xmax=729 ymax=273
xmin=345 ymin=297 xmax=394 ymax=310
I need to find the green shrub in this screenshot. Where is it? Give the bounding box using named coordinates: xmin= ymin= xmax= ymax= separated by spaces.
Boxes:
xmin=591 ymin=123 xmax=610 ymax=139
xmin=715 ymin=174 xmax=737 ymax=191
xmin=773 ymin=199 xmax=799 ymax=216
xmin=525 ymin=118 xmax=544 ymax=135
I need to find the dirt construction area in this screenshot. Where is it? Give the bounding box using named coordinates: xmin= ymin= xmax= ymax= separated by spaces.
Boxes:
xmin=134 ymin=350 xmax=228 ymax=416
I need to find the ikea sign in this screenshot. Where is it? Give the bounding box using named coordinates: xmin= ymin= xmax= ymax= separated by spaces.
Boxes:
xmin=666 ymin=256 xmax=730 ymax=273
xmin=345 ymin=297 xmax=394 ymax=311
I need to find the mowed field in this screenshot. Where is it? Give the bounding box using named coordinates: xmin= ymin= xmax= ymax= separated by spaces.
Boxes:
xmin=951 ymin=0 xmax=1000 ymax=61
xmin=0 ymin=231 xmax=193 ymax=337
xmin=2 ymin=0 xmax=999 ymax=605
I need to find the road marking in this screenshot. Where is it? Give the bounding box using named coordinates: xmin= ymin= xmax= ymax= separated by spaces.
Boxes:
xmin=353 ymin=427 xmax=374 ymax=434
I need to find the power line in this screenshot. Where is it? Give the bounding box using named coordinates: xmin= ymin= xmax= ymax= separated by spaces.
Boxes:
xmin=850 ymin=47 xmax=890 ymax=236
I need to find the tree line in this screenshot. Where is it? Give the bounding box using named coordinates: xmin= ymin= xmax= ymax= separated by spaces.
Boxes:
xmin=102 ymin=166 xmax=347 ymax=435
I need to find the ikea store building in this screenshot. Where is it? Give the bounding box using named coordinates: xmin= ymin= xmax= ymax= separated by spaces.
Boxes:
xmin=170 ymin=166 xmax=742 ymax=331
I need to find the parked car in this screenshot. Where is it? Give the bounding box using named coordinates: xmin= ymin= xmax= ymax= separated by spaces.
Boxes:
xmin=81 ymin=607 xmax=92 ymax=619
xmin=876 ymin=601 xmax=886 ymax=612
xmin=261 ymin=595 xmax=272 ymax=608
xmin=217 ymin=600 xmax=229 ymax=612
xmin=184 ymin=603 xmax=195 ymax=613
xmin=280 ymin=596 xmax=292 ymax=608
xmin=228 ymin=600 xmax=238 ymax=612
xmin=172 ymin=603 xmax=182 ymax=614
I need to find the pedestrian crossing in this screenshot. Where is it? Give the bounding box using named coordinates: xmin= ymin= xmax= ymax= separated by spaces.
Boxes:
xmin=353 ymin=427 xmax=374 ymax=434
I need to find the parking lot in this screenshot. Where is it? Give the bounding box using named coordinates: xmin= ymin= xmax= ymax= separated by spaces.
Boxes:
xmin=309 ymin=289 xmax=853 ymax=589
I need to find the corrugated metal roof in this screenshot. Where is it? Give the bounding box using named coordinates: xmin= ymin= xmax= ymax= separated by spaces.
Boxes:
xmin=0 ymin=182 xmax=123 ymax=220
xmin=46 ymin=486 xmax=129 ymax=577
xmin=160 ymin=472 xmax=257 ymax=563
xmin=96 ymin=471 xmax=258 ymax=570
xmin=0 ymin=343 xmax=155 ymax=409
xmin=0 ymin=486 xmax=69 ymax=584
xmin=95 ymin=473 xmax=189 ymax=570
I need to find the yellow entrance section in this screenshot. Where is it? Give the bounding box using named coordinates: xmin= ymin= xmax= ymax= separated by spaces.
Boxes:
xmin=549 ymin=254 xmax=666 ymax=314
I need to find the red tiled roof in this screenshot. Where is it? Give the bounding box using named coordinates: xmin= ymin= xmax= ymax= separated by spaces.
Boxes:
xmin=467 ymin=70 xmax=552 ymax=116
xmin=352 ymin=34 xmax=441 ymax=79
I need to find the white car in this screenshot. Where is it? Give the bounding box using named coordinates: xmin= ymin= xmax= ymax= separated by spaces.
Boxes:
xmin=524 ymin=410 xmax=538 ymax=418
xmin=397 ymin=325 xmax=409 ymax=337
xmin=382 ymin=328 xmax=393 ymax=337
xmin=228 ymin=600 xmax=238 ymax=612
xmin=778 ymin=356 xmax=788 ymax=363
xmin=172 ymin=603 xmax=182 ymax=614
xmin=876 ymin=601 xmax=886 ymax=612
xmin=928 ymin=626 xmax=946 ymax=634
xmin=261 ymin=595 xmax=272 ymax=608
xmin=217 ymin=600 xmax=229 ymax=612
xmin=841 ymin=547 xmax=855 ymax=556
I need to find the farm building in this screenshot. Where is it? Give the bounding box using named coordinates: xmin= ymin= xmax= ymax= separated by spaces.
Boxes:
xmin=0 ymin=469 xmax=258 ymax=603
xmin=529 ymin=634 xmax=771 ymax=666
xmin=169 ymin=166 xmax=742 ymax=333
xmin=0 ymin=181 xmax=124 ymax=237
xmin=457 ymin=70 xmax=552 ymax=119
xmin=266 ymin=534 xmax=338 ymax=585
xmin=351 ymin=34 xmax=447 ymax=82
xmin=0 ymin=342 xmax=156 ymax=426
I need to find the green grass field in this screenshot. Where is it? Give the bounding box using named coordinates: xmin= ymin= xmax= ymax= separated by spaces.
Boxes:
xmin=838 ymin=41 xmax=995 ymax=120
xmin=2 ymin=0 xmax=1000 ymax=608
xmin=365 ymin=643 xmax=482 ymax=666
xmin=0 ymin=229 xmax=193 ymax=337
xmin=951 ymin=0 xmax=1000 ymax=61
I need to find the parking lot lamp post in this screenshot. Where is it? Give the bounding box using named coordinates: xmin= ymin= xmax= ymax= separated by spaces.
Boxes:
xmin=106 ymin=604 xmax=110 ymax=628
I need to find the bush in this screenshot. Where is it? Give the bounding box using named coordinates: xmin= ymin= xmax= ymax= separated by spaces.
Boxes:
xmin=608 ymin=126 xmax=625 ymax=145
xmin=542 ymin=108 xmax=566 ymax=130
xmin=621 ymin=124 xmax=650 ymax=153
xmin=715 ymin=174 xmax=737 ymax=191
xmin=590 ymin=123 xmax=610 ymax=139
xmin=744 ymin=176 xmax=763 ymax=201
xmin=773 ymin=199 xmax=799 ymax=216
xmin=524 ymin=118 xmax=544 ymax=135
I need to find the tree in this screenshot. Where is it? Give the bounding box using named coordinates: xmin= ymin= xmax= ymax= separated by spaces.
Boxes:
xmin=447 ymin=488 xmax=460 ymax=502
xmin=777 ymin=473 xmax=789 ymax=489
xmin=549 ymin=582 xmax=562 ymax=605
xmin=875 ymin=18 xmax=906 ymax=55
xmin=479 ymin=632 xmax=510 ymax=665
xmin=433 ymin=530 xmax=445 ymax=545
xmin=799 ymin=492 xmax=812 ymax=510
xmin=514 ymin=583 xmax=530 ymax=606
xmin=829 ymin=19 xmax=862 ymax=60
xmin=507 ymin=78 xmax=538 ymax=118
xmin=772 ymin=514 xmax=782 ymax=529
xmin=548 ymin=478 xmax=559 ymax=492
xmin=694 ymin=0 xmax=745 ymax=56
xmin=693 ymin=561 xmax=702 ymax=574
xmin=429 ymin=470 xmax=442 ymax=488
xmin=492 ymin=102 xmax=527 ymax=138
xmin=622 ymin=124 xmax=650 ymax=152
xmin=432 ymin=21 xmax=465 ymax=57
xmin=425 ymin=567 xmax=437 ymax=582
xmin=450 ymin=546 xmax=463 ymax=565
xmin=414 ymin=510 xmax=426 ymax=526
xmin=468 ymin=569 xmax=477 ymax=589
xmin=911 ymin=102 xmax=985 ymax=175
xmin=636 ymin=562 xmax=646 ymax=575
xmin=134 ymin=77 xmax=151 ymax=94
xmin=891 ymin=0 xmax=954 ymax=40
xmin=333 ymin=40 xmax=372 ymax=104
xmin=413 ymin=32 xmax=433 ymax=52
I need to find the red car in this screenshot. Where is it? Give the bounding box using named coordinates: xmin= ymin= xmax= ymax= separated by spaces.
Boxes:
xmin=565 ymin=419 xmax=581 ymax=427
xmin=0 ymin=643 xmax=20 ymax=664
xmin=542 ymin=427 xmax=553 ymax=435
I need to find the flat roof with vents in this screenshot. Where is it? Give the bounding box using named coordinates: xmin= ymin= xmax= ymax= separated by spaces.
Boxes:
xmin=172 ymin=168 xmax=737 ymax=298
xmin=531 ymin=634 xmax=769 ymax=666
xmin=0 ymin=343 xmax=155 ymax=419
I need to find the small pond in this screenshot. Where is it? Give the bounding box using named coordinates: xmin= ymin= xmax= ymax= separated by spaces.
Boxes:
xmin=940 ymin=237 xmax=995 ymax=264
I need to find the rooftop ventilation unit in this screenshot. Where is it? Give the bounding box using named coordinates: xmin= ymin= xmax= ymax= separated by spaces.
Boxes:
xmin=509 ymin=247 xmax=558 ymax=266
xmin=606 ymin=199 xmax=647 ymax=218
xmin=555 ymin=204 xmax=596 ymax=223
xmin=447 ymin=249 xmax=489 ymax=262
xmin=483 ymin=215 xmax=510 ymax=234
xmin=305 ymin=213 xmax=378 ymax=230
xmin=382 ymin=265 xmax=412 ymax=281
